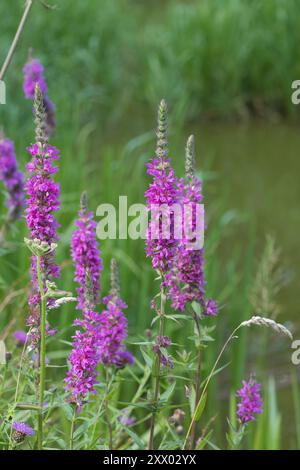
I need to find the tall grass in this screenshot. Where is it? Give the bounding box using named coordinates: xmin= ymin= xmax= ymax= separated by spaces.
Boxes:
xmin=1 ymin=0 xmax=300 ymax=131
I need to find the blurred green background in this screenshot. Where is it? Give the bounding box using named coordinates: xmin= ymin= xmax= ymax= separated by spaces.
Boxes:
xmin=1 ymin=0 xmax=300 ymax=449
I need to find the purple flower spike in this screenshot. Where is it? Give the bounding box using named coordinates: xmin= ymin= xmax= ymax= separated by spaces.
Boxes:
xmin=98 ymin=259 xmax=134 ymax=368
xmin=65 ymin=318 xmax=101 ymax=406
xmin=99 ymin=296 xmax=132 ymax=368
xmin=71 ymin=192 xmax=103 ymax=311
xmin=145 ymin=100 xmax=181 ymax=275
xmin=25 ymin=143 xmax=61 ymax=347
xmin=237 ymin=376 xmax=263 ymax=423
xmin=25 ymin=87 xmax=60 ymax=349
xmin=65 ymin=194 xmax=103 ymax=406
xmin=0 ymin=136 xmax=25 ymax=221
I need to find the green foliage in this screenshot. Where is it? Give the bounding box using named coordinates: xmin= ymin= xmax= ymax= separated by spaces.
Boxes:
xmin=1 ymin=0 xmax=300 ymax=133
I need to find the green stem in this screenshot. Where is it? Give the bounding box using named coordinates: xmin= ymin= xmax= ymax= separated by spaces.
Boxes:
xmin=189 ymin=313 xmax=202 ymax=449
xmin=36 ymin=255 xmax=46 ymax=450
xmin=70 ymin=407 xmax=76 ymax=450
xmin=148 ymin=284 xmax=166 ymax=450
xmin=105 ymin=369 xmax=113 ymax=450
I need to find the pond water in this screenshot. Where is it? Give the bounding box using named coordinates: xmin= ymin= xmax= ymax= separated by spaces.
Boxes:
xmin=193 ymin=122 xmax=300 ymax=448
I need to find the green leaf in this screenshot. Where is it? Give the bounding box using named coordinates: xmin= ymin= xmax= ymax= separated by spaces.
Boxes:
xmin=191 ymin=301 xmax=202 ymax=316
xmin=140 ymin=348 xmax=153 ymax=369
xmin=160 ymin=381 xmax=176 ymax=403
xmin=196 ymin=429 xmax=213 ymax=450
xmin=188 ymin=385 xmax=196 ymax=415
xmin=62 ymin=403 xmax=74 ymax=422
xmin=194 ymin=392 xmax=207 ymax=422
xmin=207 ymin=439 xmax=221 ymax=450
xmin=74 ymin=420 xmax=91 ymax=439
xmin=121 ymin=427 xmax=145 ymax=449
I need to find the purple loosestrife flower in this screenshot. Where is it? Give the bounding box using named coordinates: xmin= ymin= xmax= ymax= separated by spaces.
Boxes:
xmin=0 ymin=133 xmax=25 ymax=221
xmin=145 ymin=99 xmax=181 ymax=275
xmin=71 ymin=192 xmax=103 ymax=311
xmin=237 ymin=376 xmax=263 ymax=423
xmin=25 ymin=86 xmax=60 ymax=348
xmin=65 ymin=295 xmax=102 ymax=405
xmin=98 ymin=259 xmax=134 ymax=368
xmin=65 ymin=315 xmax=101 ymax=406
xmin=12 ymin=422 xmax=35 ymax=443
xmin=65 ymin=194 xmax=103 ymax=406
xmin=23 ymin=55 xmax=55 ymax=136
xmin=165 ymin=135 xmax=218 ymax=316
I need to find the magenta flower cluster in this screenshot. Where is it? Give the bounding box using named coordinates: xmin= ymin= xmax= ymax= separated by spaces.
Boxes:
xmin=0 ymin=137 xmax=24 ymax=221
xmin=25 ymin=144 xmax=60 ymax=244
xmin=145 ymin=158 xmax=180 ymax=273
xmin=65 ymin=195 xmax=134 ymax=404
xmin=165 ymin=169 xmax=217 ymax=315
xmin=65 ymin=206 xmax=103 ymax=405
xmin=237 ymin=377 xmax=263 ymax=423
xmin=23 ymin=57 xmax=55 ymax=136
xmin=98 ymin=295 xmax=134 ymax=368
xmin=71 ymin=209 xmax=103 ymax=311
xmin=145 ymin=104 xmax=217 ymax=317
xmin=65 ymin=308 xmax=102 ymax=405
xmin=65 ymin=195 xmax=134 ymax=405
xmin=145 ymin=101 xmax=181 ymax=274
xmin=25 ymin=144 xmax=60 ymax=347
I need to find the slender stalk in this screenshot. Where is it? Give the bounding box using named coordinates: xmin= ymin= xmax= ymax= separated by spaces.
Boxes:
xmin=104 ymin=369 xmax=113 ymax=450
xmin=89 ymin=368 xmax=117 ymax=449
xmin=189 ymin=313 xmax=202 ymax=449
xmin=69 ymin=407 xmax=76 ymax=450
xmin=0 ymin=0 xmax=34 ymax=81
xmin=90 ymin=393 xmax=107 ymax=449
xmin=183 ymin=324 xmax=242 ymax=449
xmin=106 ymin=402 xmax=113 ymax=450
xmin=36 ymin=254 xmax=46 ymax=450
xmin=148 ymin=284 xmax=166 ymax=450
